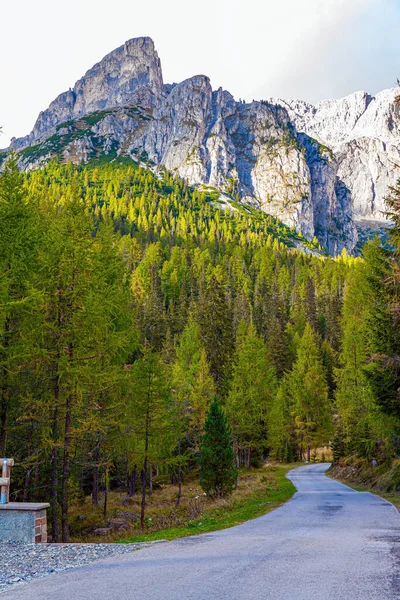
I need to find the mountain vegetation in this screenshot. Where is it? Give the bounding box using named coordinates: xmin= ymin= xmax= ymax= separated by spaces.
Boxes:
xmin=1 ymin=152 xmax=399 ymax=542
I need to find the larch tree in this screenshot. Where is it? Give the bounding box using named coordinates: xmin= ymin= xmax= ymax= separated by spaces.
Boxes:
xmin=335 ymin=262 xmax=376 ymax=456
xmin=124 ymin=347 xmax=171 ymax=528
xmin=288 ymin=323 xmax=332 ymax=461
xmin=226 ymin=321 xmax=277 ymax=467
xmin=0 ymin=154 xmax=40 ymax=456
xmin=172 ymin=316 xmax=215 ymax=454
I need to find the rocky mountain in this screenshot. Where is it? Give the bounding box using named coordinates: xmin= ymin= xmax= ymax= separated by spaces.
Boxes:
xmin=4 ymin=36 xmax=400 ymax=254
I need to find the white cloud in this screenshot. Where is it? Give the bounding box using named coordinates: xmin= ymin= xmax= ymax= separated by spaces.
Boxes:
xmin=0 ymin=0 xmax=398 ymax=147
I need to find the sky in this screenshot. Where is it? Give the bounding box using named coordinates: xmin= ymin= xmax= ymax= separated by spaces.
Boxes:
xmin=1 ymin=0 xmax=400 ymax=147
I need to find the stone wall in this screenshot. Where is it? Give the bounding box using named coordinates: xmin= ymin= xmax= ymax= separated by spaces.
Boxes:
xmin=0 ymin=503 xmax=49 ymax=543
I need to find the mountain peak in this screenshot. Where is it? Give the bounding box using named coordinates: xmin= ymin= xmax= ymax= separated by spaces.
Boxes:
xmin=123 ymin=36 xmax=156 ymax=55
xmin=11 ymin=36 xmax=164 ymax=149
xmin=6 ymin=38 xmax=400 ymax=256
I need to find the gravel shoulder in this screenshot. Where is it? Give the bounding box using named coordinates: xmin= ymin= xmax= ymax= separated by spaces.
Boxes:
xmin=0 ymin=541 xmax=157 ymax=593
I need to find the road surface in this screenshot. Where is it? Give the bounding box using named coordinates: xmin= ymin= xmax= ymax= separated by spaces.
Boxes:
xmin=3 ymin=464 xmax=400 ymax=600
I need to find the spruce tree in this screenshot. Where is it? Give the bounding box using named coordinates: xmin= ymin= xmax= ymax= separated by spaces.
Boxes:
xmin=199 ymin=398 xmax=237 ymax=498
xmin=197 ymin=273 xmax=234 ymax=396
xmin=364 ymin=236 xmax=400 ymax=418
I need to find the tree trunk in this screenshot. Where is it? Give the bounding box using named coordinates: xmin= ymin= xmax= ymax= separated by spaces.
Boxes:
xmin=92 ymin=439 xmax=100 ymax=506
xmin=127 ymin=465 xmax=137 ymax=497
xmin=140 ymin=406 xmax=150 ymax=529
xmin=32 ymin=463 xmax=40 ymax=502
xmin=61 ymin=393 xmax=72 ymax=543
xmin=103 ymin=464 xmax=108 ymax=517
xmin=307 ymin=446 xmax=311 ymax=462
xmin=23 ymin=468 xmax=31 ymax=503
xmin=149 ymin=465 xmax=153 ymax=496
xmin=140 ymin=465 xmax=147 ymax=529
xmin=0 ymin=399 xmax=7 ymax=458
xmin=176 ymin=438 xmax=182 ymax=506
xmin=50 ymin=392 xmax=60 ymax=542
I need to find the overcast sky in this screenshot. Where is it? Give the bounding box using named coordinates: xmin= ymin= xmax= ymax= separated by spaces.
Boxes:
xmin=1 ymin=0 xmax=399 ymax=147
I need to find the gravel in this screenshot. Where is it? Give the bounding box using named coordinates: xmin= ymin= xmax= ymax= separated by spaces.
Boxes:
xmin=0 ymin=541 xmax=148 ymax=593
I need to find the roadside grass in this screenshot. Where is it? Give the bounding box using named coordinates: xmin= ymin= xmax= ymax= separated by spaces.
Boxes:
xmin=329 ymin=459 xmax=400 ymax=510
xmin=118 ymin=463 xmax=298 ymax=543
xmin=69 ymin=463 xmax=299 ymax=543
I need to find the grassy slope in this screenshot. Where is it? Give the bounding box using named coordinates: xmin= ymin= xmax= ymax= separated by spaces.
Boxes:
xmin=118 ymin=464 xmax=298 ymax=544
xmin=329 ymin=460 xmax=400 ymax=510
xmin=69 ymin=463 xmax=299 ymax=543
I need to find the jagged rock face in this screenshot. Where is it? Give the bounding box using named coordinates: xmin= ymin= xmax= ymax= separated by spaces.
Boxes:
xmin=11 ymin=37 xmax=163 ymax=150
xmin=6 ymin=36 xmax=400 ymax=254
xmin=335 ymin=137 xmax=400 ymax=221
xmin=274 ymin=88 xmax=400 ymax=227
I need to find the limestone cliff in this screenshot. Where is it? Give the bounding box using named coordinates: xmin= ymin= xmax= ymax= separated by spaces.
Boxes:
xmin=6 ymin=37 xmax=400 ymax=254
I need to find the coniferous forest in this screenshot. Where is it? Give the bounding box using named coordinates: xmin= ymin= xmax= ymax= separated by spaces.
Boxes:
xmin=1 ymin=154 xmax=400 ymax=542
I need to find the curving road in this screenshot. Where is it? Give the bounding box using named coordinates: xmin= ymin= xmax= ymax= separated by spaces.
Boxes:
xmin=3 ymin=464 xmax=400 ymax=600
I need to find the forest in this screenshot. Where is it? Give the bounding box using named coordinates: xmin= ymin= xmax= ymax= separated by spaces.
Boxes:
xmin=1 ymin=154 xmax=399 ymax=542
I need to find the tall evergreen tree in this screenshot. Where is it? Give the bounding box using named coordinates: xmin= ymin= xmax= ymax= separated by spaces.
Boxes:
xmin=226 ymin=321 xmax=277 ymax=467
xmin=197 ymin=273 xmax=234 ymax=395
xmin=124 ymin=347 xmax=171 ymax=528
xmin=0 ymin=154 xmax=40 ymax=456
xmin=199 ymin=398 xmax=237 ymax=498
xmin=335 ymin=262 xmax=376 ymax=454
xmin=172 ymin=316 xmax=215 ymax=454
xmin=288 ymin=323 xmax=332 ymax=460
xmin=364 ymin=234 xmax=400 ymax=419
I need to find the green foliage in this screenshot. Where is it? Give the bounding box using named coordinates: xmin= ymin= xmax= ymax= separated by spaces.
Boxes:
xmin=2 ymin=151 xmax=399 ymax=541
xmin=287 ymin=324 xmax=332 ymax=459
xmin=226 ymin=321 xmax=277 ymax=463
xmin=172 ymin=316 xmax=215 ymax=453
xmin=119 ymin=464 xmax=297 ymax=543
xmin=196 ymin=274 xmax=234 ymax=395
xmin=334 ymin=261 xmax=376 ymax=450
xmin=199 ymin=399 xmax=237 ymax=498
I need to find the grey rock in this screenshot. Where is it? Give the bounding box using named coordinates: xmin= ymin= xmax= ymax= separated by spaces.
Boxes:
xmin=93 ymin=528 xmax=112 ymax=536
xmin=117 ymin=511 xmax=140 ymax=521
xmin=108 ymin=519 xmax=130 ymax=531
xmin=6 ymin=37 xmax=400 ymax=254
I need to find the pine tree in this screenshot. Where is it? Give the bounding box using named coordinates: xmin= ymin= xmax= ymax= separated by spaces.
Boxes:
xmin=124 ymin=348 xmax=171 ymax=528
xmin=199 ymin=398 xmax=237 ymax=498
xmin=226 ymin=321 xmax=277 ymax=467
xmin=172 ymin=316 xmax=215 ymax=454
xmin=0 ymin=155 xmax=41 ymax=456
xmin=364 ymin=236 xmax=400 ymax=419
xmin=335 ymin=262 xmax=376 ymax=450
xmin=197 ymin=273 xmax=234 ymax=395
xmin=288 ymin=323 xmax=332 ymax=461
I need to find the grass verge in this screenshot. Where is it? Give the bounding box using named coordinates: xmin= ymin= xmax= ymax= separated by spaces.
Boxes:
xmin=116 ymin=463 xmax=298 ymax=544
xmin=328 ymin=461 xmax=400 ymax=510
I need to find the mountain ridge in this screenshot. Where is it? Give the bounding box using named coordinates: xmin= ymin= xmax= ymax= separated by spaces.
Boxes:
xmin=4 ymin=36 xmax=400 ymax=255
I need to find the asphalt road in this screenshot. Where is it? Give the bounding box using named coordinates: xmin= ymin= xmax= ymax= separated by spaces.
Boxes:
xmin=3 ymin=464 xmax=400 ymax=600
